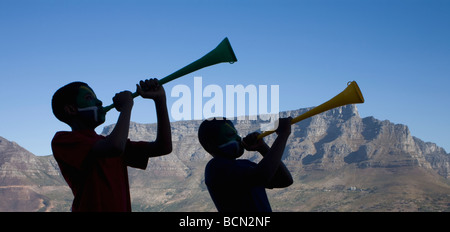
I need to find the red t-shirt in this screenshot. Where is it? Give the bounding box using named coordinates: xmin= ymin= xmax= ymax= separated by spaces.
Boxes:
xmin=51 ymin=129 xmax=149 ymax=212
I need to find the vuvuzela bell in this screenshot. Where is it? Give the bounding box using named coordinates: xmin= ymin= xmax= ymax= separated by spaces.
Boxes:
xmin=257 ymin=81 xmax=365 ymax=139
xmin=103 ymin=37 xmax=237 ymax=113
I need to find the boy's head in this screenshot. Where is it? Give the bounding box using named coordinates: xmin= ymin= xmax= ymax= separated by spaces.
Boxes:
xmin=52 ymin=82 xmax=106 ymax=129
xmin=198 ymin=118 xmax=244 ymax=159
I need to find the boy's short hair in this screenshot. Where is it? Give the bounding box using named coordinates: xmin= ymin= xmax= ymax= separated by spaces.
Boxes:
xmin=52 ymin=81 xmax=90 ymax=124
xmin=198 ymin=117 xmax=232 ymax=155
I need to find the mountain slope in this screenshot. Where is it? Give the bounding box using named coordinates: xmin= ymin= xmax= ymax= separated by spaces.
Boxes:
xmin=1 ymin=105 xmax=450 ymax=211
xmin=0 ymin=136 xmax=71 ymax=211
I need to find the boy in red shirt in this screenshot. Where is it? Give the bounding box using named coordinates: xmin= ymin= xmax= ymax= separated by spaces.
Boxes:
xmin=51 ymin=79 xmax=172 ymax=212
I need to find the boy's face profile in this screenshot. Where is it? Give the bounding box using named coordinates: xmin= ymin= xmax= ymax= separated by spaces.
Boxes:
xmin=216 ymin=122 xmax=244 ymax=159
xmin=75 ymin=85 xmax=106 ymax=127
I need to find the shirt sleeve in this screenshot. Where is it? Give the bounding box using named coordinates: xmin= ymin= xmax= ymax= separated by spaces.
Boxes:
xmin=51 ymin=131 xmax=101 ymax=171
xmin=123 ymin=140 xmax=150 ymax=170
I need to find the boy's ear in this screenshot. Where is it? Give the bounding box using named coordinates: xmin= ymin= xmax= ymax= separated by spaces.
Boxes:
xmin=63 ymin=105 xmax=78 ymax=116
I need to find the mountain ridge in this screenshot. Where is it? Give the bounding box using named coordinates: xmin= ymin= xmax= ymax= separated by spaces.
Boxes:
xmin=1 ymin=105 xmax=450 ymax=211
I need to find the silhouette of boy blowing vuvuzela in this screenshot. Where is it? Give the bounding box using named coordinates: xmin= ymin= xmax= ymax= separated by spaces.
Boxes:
xmin=198 ymin=117 xmax=293 ymax=212
xmin=51 ymin=79 xmax=172 ymax=212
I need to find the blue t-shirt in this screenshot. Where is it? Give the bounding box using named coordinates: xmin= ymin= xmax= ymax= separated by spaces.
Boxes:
xmin=205 ymin=157 xmax=272 ymax=212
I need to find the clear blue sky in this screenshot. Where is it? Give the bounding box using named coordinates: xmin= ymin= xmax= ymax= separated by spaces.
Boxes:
xmin=1 ymin=0 xmax=449 ymax=156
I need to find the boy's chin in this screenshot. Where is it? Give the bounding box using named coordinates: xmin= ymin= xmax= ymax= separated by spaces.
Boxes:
xmin=223 ymin=148 xmax=245 ymax=159
xmin=93 ymin=115 xmax=106 ymax=128
xmin=88 ymin=120 xmax=106 ymax=129
xmin=93 ymin=121 xmax=105 ymax=129
xmin=236 ymin=147 xmax=245 ymax=158
xmin=78 ymin=107 xmax=105 ymax=126
xmin=83 ymin=116 xmax=105 ymax=129
xmin=97 ymin=115 xmax=106 ymax=125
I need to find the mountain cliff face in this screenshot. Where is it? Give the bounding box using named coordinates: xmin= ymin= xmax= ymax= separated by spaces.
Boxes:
xmin=278 ymin=105 xmax=450 ymax=177
xmin=1 ymin=105 xmax=450 ymax=211
xmin=102 ymin=105 xmax=450 ymax=178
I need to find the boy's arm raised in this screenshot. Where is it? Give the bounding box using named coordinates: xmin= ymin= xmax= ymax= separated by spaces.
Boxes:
xmin=91 ymin=91 xmax=134 ymax=156
xmin=136 ymin=79 xmax=173 ymax=156
xmin=244 ymin=117 xmax=294 ymax=188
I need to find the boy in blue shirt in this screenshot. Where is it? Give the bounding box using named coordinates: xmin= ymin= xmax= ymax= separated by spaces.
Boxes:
xmin=199 ymin=117 xmax=293 ymax=212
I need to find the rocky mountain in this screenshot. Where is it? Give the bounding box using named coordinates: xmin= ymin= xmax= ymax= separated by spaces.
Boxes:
xmin=0 ymin=136 xmax=70 ymax=211
xmin=1 ymin=105 xmax=450 ymax=211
